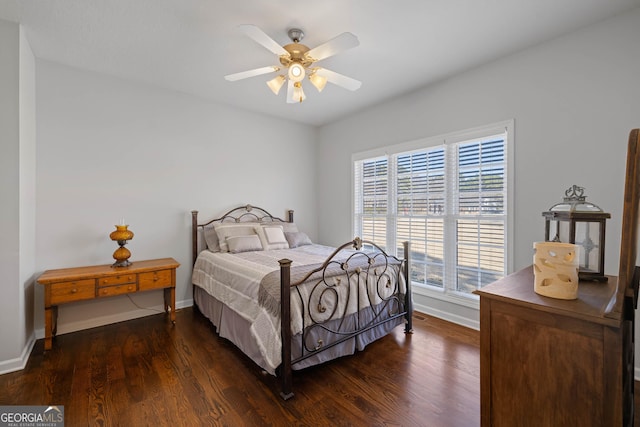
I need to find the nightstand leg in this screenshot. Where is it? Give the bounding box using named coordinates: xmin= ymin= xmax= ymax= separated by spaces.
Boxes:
xmin=44 ymin=306 xmax=56 ymax=350
xmin=164 ymin=287 xmax=176 ymax=324
xmin=52 ymin=306 xmax=58 ymax=336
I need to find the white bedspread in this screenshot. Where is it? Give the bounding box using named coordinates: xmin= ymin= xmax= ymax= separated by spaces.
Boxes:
xmin=192 ymin=245 xmax=337 ymax=373
xmin=191 ymin=244 xmax=404 ymax=374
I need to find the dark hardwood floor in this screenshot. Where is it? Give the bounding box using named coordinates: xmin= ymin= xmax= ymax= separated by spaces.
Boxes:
xmin=0 ymin=308 xmax=637 ymax=426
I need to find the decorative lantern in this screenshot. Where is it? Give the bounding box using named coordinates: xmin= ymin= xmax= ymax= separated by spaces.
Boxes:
xmin=542 ymin=185 xmax=610 ymax=282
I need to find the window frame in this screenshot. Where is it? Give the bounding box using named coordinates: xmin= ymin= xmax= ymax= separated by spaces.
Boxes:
xmin=351 ymin=120 xmax=514 ymax=307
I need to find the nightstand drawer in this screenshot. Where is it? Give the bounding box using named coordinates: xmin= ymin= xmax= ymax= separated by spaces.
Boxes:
xmin=98 ymin=283 xmax=137 ymax=298
xmin=98 ymin=274 xmax=136 ymax=287
xmin=50 ymin=279 xmax=95 ymax=304
xmin=139 ymin=269 xmax=173 ymax=291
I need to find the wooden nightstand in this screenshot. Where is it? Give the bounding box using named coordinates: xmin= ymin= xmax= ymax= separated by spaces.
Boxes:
xmin=37 ymin=257 xmax=180 ymax=350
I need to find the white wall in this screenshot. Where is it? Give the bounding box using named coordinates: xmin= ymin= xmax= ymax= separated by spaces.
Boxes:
xmin=0 ymin=19 xmax=36 ymax=374
xmin=317 ymin=8 xmax=640 ymax=328
xmin=35 ymin=61 xmax=318 ymax=337
xmin=0 ymin=19 xmax=21 ymax=368
xmin=19 ymin=25 xmax=37 ymax=367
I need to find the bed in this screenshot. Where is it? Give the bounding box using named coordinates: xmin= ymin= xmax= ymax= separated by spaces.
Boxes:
xmin=190 ymin=204 xmax=413 ymax=399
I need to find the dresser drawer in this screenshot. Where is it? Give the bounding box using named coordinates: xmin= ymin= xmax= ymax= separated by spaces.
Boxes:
xmin=98 ymin=273 xmax=136 ymax=287
xmin=139 ymin=269 xmax=173 ymax=291
xmin=98 ymin=283 xmax=137 ymax=298
xmin=50 ymin=279 xmax=95 ymax=304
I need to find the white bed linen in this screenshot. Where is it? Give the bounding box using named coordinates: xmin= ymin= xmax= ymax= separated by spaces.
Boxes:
xmin=192 ymin=244 xmax=336 ymax=373
xmin=191 ymin=244 xmax=404 ymax=375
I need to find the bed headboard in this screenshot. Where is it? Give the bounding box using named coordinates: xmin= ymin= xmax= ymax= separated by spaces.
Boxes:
xmin=191 ymin=204 xmax=294 ymax=266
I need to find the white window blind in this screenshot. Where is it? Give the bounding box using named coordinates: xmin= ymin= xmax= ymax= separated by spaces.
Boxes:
xmin=353 ymin=122 xmax=512 ymax=299
xmin=452 ymin=137 xmax=506 ymax=294
xmin=395 ymin=147 xmax=446 ymax=288
xmin=354 ymin=156 xmax=388 ymax=249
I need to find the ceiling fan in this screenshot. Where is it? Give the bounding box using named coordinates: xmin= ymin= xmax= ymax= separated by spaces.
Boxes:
xmin=224 ymin=25 xmax=362 ymax=104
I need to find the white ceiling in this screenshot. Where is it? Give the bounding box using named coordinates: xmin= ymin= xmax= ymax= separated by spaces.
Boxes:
xmin=1 ymin=0 xmax=639 ymax=126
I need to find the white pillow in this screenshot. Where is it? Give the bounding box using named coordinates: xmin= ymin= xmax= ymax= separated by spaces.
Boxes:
xmin=203 ymin=226 xmax=220 ymax=252
xmin=285 ymin=231 xmax=313 ymax=248
xmin=214 ymin=223 xmax=259 ymax=252
xmin=257 ymin=225 xmax=289 ymax=250
xmin=260 ymin=222 xmax=298 ymax=233
xmin=227 ymin=234 xmax=263 ymax=253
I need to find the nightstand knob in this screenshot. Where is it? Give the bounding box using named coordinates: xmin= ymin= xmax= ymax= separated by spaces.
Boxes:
xmin=71 ymin=288 xmax=78 ymax=293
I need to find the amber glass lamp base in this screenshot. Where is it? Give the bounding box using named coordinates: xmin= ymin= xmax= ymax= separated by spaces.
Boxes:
xmin=112 ymin=245 xmax=132 ymax=267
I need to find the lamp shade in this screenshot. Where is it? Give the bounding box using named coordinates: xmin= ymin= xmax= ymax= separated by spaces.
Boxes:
xmin=266 ymin=75 xmax=286 ymax=95
xmin=309 ymin=72 xmax=327 ymax=92
xmin=109 ymin=224 xmax=134 ymax=242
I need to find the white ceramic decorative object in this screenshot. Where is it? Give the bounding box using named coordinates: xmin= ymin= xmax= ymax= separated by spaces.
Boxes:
xmin=533 ymin=241 xmax=580 ymax=300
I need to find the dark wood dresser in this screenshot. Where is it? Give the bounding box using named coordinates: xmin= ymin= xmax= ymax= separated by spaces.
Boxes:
xmin=475 ymin=129 xmax=640 ymax=426
xmin=475 ymin=266 xmax=634 ymax=426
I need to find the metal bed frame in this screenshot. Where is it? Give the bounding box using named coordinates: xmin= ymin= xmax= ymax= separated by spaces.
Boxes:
xmin=191 ymin=204 xmax=412 ymax=399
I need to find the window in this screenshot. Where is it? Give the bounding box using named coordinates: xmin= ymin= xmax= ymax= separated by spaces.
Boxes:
xmin=353 ymin=121 xmax=513 ymax=299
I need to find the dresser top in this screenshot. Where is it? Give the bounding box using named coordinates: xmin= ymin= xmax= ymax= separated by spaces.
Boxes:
xmin=37 ymin=257 xmax=180 ymax=284
xmin=474 ymin=265 xmax=624 ymax=327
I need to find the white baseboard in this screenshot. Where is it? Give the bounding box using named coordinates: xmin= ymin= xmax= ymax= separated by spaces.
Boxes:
xmin=0 ymin=332 xmax=36 ymax=375
xmin=413 ymin=300 xmax=480 ymax=331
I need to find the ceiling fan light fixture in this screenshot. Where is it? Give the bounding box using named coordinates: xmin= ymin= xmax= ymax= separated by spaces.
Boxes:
xmin=292 ymin=82 xmax=306 ymax=103
xmin=309 ymin=73 xmax=327 ymax=92
xmin=288 ymin=63 xmax=305 ymax=83
xmin=228 ymin=25 xmax=361 ymax=104
xmin=266 ymin=75 xmax=286 ymax=95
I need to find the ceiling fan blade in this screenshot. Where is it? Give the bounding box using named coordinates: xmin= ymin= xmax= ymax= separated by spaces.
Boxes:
xmin=315 ymin=68 xmax=362 ymax=91
xmin=238 ymin=24 xmax=289 ymax=56
xmin=306 ymin=32 xmax=359 ymax=62
xmin=224 ymin=66 xmax=279 ymax=82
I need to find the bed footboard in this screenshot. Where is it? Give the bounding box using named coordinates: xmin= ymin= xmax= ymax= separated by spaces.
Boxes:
xmin=278 ymin=238 xmax=412 ymax=400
